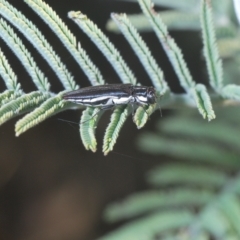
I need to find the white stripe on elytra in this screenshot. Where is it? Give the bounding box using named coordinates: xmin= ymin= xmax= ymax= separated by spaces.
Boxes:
xmin=68 ymin=96 xmax=133 ymax=106
xmin=112 ymin=96 xmax=131 ymax=105
xmin=136 ymin=96 xmax=148 ymax=103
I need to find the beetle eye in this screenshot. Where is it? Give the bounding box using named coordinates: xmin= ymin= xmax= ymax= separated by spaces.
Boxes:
xmin=147 ymin=88 xmax=156 ymax=104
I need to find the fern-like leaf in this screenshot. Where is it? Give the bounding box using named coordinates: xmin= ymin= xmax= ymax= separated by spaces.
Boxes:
xmin=68 ymin=11 xmax=137 ymax=85
xmin=15 ymin=93 xmax=71 ymax=136
xmin=1 ymin=0 xmax=240 ymax=154
xmin=103 ymin=106 xmax=130 ymax=155
xmin=24 ymin=0 xmax=105 ymax=86
xmin=0 ymin=91 xmax=49 ymax=126
xmin=99 ymin=210 xmax=193 ymax=240
xmin=0 ymin=0 xmax=78 ymax=90
xmin=0 ymin=47 xmax=21 ymax=92
xmin=0 ymin=18 xmax=50 ymax=91
xmin=111 ymin=13 xmax=168 ymax=93
xmin=190 ymin=83 xmax=215 ymax=121
xmin=120 ymin=0 xmax=200 ymax=10
xmin=107 ymin=10 xmax=200 ymax=33
xmin=100 ymin=107 xmax=240 ymax=239
xmin=139 ymin=0 xmax=195 ymax=90
xmin=133 ymin=103 xmax=157 ymax=129
xmin=148 ymin=164 xmax=228 ymax=187
xmin=138 ymin=0 xmax=215 ymax=121
xmin=0 ymin=90 xmax=20 ymax=106
xmin=201 ymin=0 xmax=223 ymax=91
xmin=104 ymin=188 xmax=214 ymax=222
xmin=221 ymin=84 xmax=240 ymax=100
xmin=80 ymin=107 xmax=103 ymax=152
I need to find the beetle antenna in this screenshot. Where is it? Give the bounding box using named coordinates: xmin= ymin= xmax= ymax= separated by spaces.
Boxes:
xmin=57 ymin=118 xmax=79 ymax=130
xmin=57 ymin=118 xmax=78 ymax=125
xmin=79 ymin=109 xmax=102 ymax=125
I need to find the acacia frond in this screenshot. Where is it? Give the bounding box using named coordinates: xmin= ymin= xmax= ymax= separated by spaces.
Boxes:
xmin=103 ymin=106 xmax=130 ymax=155
xmin=0 ymin=90 xmax=19 ymax=106
xmin=138 ymin=0 xmax=215 ymax=121
xmin=158 ymin=115 xmax=240 ymax=149
xmin=80 ymin=107 xmax=103 ymax=152
xmin=111 ymin=13 xmax=168 ymax=94
xmin=138 ymin=0 xmax=196 ymax=90
xmin=0 ymin=0 xmax=78 ymax=91
xmin=24 ymin=0 xmax=105 ymax=86
xmin=139 ymin=133 xmax=240 ymax=168
xmin=120 ymin=0 xmax=200 ymax=10
xmin=0 ymin=0 xmax=240 ymax=155
xmin=101 ymin=107 xmax=240 ymax=239
xmin=0 ymin=48 xmax=21 ymax=92
xmin=133 ymin=103 xmax=157 ymax=129
xmin=0 ymin=18 xmax=50 ymax=92
xmin=152 ymin=0 xmax=200 ymax=10
xmin=190 ymin=84 xmax=215 ymax=121
xmin=0 ymin=91 xmax=49 ymax=126
xmin=221 ymin=84 xmax=240 ymax=100
xmin=201 ymin=0 xmax=223 ymax=91
xmin=68 ymin=10 xmax=144 ymax=153
xmin=15 ymin=93 xmax=70 ymax=136
xmin=148 ymin=164 xmax=228 ymax=187
xmin=68 ymin=11 xmax=137 ymax=85
xmin=107 ymin=10 xmax=200 ymax=33
xmin=100 ymin=210 xmax=194 ymax=240
xmin=104 ymin=188 xmax=214 ymax=222
xmin=110 ymin=12 xmax=168 ymax=128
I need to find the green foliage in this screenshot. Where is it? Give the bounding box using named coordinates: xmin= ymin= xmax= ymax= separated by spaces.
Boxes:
xmin=0 ymin=91 xmax=49 ymax=127
xmin=100 ymin=107 xmax=240 ymax=239
xmin=201 ymin=0 xmax=223 ymax=91
xmin=0 ymin=0 xmax=239 ymax=154
xmin=103 ymin=106 xmax=130 ymax=155
xmin=15 ymin=93 xmax=70 ymax=136
xmin=80 ymin=107 xmax=103 ymax=152
xmin=107 ymin=10 xmax=200 ymax=32
xmin=110 ymin=13 xmax=167 ymax=94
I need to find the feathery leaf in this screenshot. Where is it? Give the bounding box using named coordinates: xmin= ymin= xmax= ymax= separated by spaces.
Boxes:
xmin=138 ymin=0 xmax=195 ymax=90
xmin=159 ymin=116 xmax=240 ymax=150
xmin=107 ymin=11 xmax=200 ymax=33
xmin=0 ymin=47 xmax=21 ymax=92
xmin=24 ymin=0 xmax=105 ymax=86
xmin=120 ymin=0 xmax=200 ymax=10
xmin=148 ymin=164 xmax=228 ymax=187
xmin=138 ymin=132 xmax=240 ymax=168
xmin=111 ymin=13 xmax=168 ymax=93
xmin=99 ymin=210 xmax=193 ymax=240
xmin=0 ymin=90 xmax=20 ymax=106
xmin=104 ymin=188 xmax=214 ymax=222
xmin=0 ymin=0 xmax=78 ymax=90
xmin=15 ymin=93 xmax=71 ymax=136
xmin=68 ymin=11 xmax=137 ymax=85
xmin=103 ymin=106 xmax=130 ymax=155
xmin=133 ymin=103 xmax=157 ymax=129
xmin=190 ymin=83 xmax=215 ymax=121
xmin=0 ymin=18 xmax=50 ymax=91
xmin=221 ymin=84 xmax=240 ymax=100
xmin=80 ymin=107 xmax=103 ymax=152
xmin=201 ymin=0 xmax=223 ymax=91
xmin=0 ymin=91 xmax=49 ymax=126
xmin=101 ymin=107 xmax=240 ymax=239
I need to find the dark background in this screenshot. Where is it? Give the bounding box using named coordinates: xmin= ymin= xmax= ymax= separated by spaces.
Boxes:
xmin=0 ymin=0 xmax=203 ymax=239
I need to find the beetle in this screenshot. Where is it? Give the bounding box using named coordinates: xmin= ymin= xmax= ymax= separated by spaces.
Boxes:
xmin=62 ymin=83 xmax=157 ymax=110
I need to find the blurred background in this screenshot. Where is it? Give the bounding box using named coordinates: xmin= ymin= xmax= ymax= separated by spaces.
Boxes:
xmin=1 ymin=0 xmax=240 ymax=240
